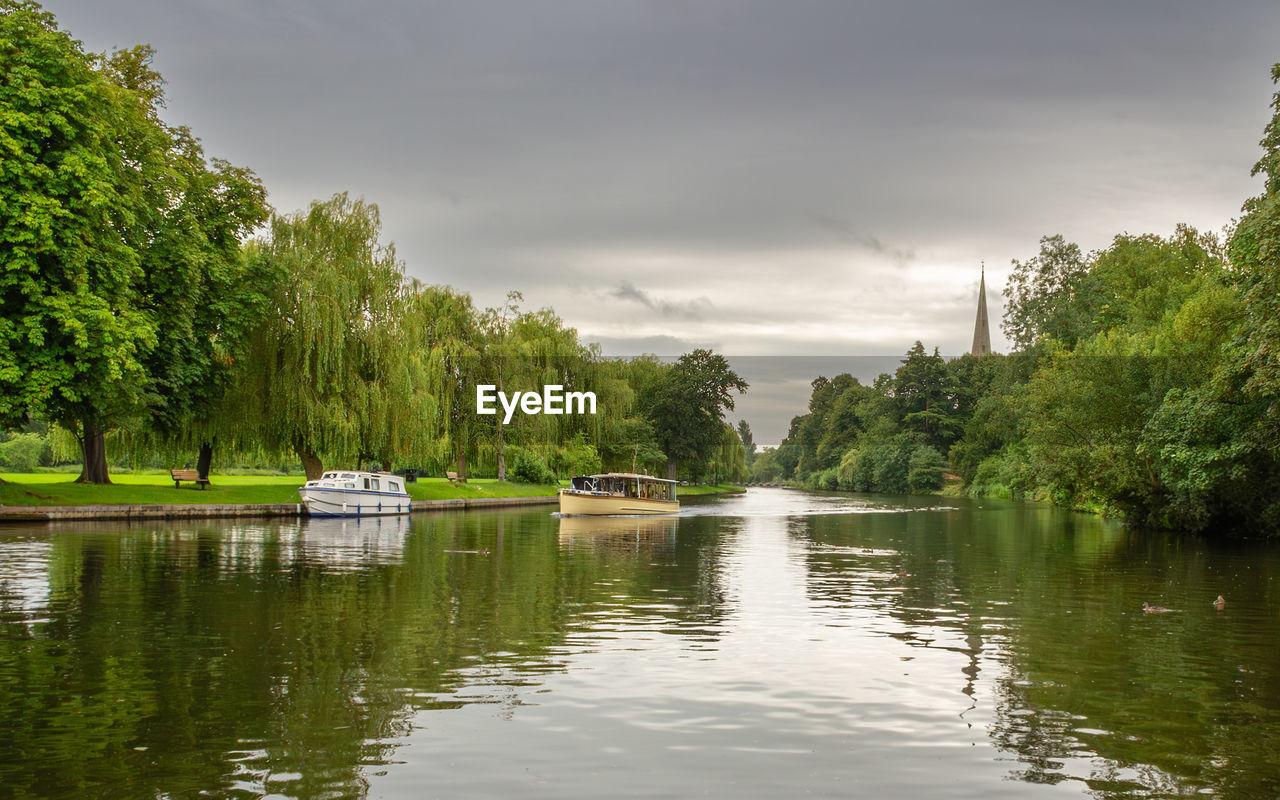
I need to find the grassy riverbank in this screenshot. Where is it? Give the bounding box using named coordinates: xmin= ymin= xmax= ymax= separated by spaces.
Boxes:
xmin=0 ymin=473 xmax=744 ymax=507
xmin=0 ymin=473 xmax=563 ymax=507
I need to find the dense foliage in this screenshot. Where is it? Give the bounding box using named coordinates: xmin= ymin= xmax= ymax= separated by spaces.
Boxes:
xmin=767 ymin=65 xmax=1280 ymax=538
xmin=0 ymin=2 xmax=268 ymax=482
xmin=0 ymin=2 xmax=750 ymax=485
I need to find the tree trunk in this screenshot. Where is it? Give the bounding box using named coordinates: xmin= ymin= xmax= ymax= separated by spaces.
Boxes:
xmin=666 ymin=458 xmax=677 ymax=481
xmin=196 ymin=441 xmax=213 ymax=480
xmin=496 ymin=424 xmax=506 ymax=481
xmin=455 ymin=447 xmax=468 ymax=482
xmin=77 ymin=419 xmax=111 ymax=484
xmin=294 ymin=439 xmax=323 ymax=480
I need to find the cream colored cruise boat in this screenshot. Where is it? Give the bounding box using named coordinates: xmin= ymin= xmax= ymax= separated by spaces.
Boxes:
xmin=558 ymin=472 xmax=679 ymax=515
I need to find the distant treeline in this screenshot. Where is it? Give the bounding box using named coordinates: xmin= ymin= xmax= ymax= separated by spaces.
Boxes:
xmin=760 ymin=63 xmax=1280 ymax=538
xmin=0 ymin=3 xmax=749 ymax=485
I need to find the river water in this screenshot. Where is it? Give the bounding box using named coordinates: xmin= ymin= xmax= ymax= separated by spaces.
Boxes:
xmin=0 ymin=488 xmax=1277 ymax=799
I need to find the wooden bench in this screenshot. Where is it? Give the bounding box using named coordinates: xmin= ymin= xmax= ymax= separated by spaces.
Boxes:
xmin=170 ymin=469 xmax=210 ymax=489
xmin=446 ymin=471 xmax=461 ymax=485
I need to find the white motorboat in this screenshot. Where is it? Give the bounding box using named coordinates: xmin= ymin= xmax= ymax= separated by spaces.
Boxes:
xmin=298 ymin=470 xmax=411 ymax=516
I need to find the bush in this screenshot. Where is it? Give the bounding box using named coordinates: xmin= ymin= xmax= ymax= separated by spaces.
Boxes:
xmin=0 ymin=433 xmax=50 ymax=473
xmin=809 ymin=467 xmax=838 ymax=491
xmin=906 ymin=445 xmax=947 ymax=492
xmin=547 ymin=435 xmax=602 ymax=478
xmin=969 ymin=445 xmax=1034 ymax=500
xmin=510 ymin=449 xmax=557 ymax=484
xmin=837 ymin=437 xmax=940 ymax=494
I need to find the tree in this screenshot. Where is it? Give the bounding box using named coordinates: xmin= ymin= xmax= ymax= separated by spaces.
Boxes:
xmin=235 ymin=194 xmax=439 ymax=479
xmin=479 ymin=291 xmax=523 ymax=481
xmin=497 ymin=305 xmax=600 ymax=477
xmin=1001 ymin=234 xmax=1094 ymax=351
xmin=0 ymin=7 xmax=270 ymax=483
xmin=1231 ymin=63 xmax=1280 ymax=450
xmin=906 ymin=445 xmax=947 ymax=493
xmin=91 ymin=47 xmax=272 ymax=479
xmin=408 ymin=283 xmax=482 ymax=480
xmin=751 ymin=447 xmax=783 ymax=483
xmin=643 ymin=350 xmax=747 ymax=480
xmin=894 ymin=342 xmax=959 ymax=450
xmin=0 ymin=5 xmax=164 ymax=482
xmin=736 ymin=420 xmax=755 ymax=466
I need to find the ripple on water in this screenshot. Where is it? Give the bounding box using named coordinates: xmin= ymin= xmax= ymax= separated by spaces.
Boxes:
xmin=1 ymin=490 xmax=1278 ymax=799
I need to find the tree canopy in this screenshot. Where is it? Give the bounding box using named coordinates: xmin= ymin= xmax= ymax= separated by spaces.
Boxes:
xmin=0 ymin=4 xmax=267 ymax=482
xmin=643 ymin=350 xmax=748 ymax=479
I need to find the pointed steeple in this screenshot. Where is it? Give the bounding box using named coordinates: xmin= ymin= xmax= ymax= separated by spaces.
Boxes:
xmin=971 ymin=262 xmax=991 ymax=356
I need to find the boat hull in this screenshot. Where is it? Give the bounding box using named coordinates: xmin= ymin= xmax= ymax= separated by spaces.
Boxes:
xmin=299 ymin=487 xmax=411 ymax=516
xmin=557 ymin=490 xmax=678 ymax=516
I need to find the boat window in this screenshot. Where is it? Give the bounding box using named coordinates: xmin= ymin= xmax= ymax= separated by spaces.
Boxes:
xmin=340 ymin=473 xmax=355 ymax=479
xmin=345 ymin=482 xmax=355 ymax=488
xmin=371 ymin=478 xmax=380 ymax=491
xmin=389 ymin=481 xmax=400 ymax=492
xmin=323 ymin=472 xmax=335 ymax=479
xmin=363 ymin=478 xmax=371 ymax=489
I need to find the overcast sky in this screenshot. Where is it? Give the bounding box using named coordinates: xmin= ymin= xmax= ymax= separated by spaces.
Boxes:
xmin=45 ymin=0 xmax=1280 ymax=443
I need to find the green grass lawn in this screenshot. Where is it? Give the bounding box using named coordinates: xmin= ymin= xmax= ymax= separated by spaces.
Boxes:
xmin=0 ymin=471 xmax=742 ymax=507
xmin=0 ymin=472 xmax=563 ymax=506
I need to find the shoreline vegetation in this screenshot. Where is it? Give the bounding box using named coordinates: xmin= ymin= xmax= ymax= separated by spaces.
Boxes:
xmin=0 ymin=473 xmax=744 ymax=510
xmin=5 ymin=2 xmax=1280 ymax=538
xmin=1 ymin=5 xmax=752 ymax=506
xmin=754 ymin=64 xmax=1280 ymax=540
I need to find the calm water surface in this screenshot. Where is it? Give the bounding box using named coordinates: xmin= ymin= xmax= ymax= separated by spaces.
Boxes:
xmin=0 ymin=489 xmax=1278 ymax=799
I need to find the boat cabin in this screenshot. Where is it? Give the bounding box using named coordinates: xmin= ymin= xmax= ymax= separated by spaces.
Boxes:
xmin=568 ymin=473 xmax=677 ymax=502
xmin=312 ymin=471 xmax=406 ymax=495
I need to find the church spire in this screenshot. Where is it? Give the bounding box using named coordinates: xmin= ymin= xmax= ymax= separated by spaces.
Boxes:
xmin=971 ymin=262 xmax=991 ymax=356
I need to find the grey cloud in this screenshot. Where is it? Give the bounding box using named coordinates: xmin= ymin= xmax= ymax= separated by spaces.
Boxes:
xmin=584 ymin=334 xmax=718 ymax=358
xmin=44 ymin=0 xmax=1280 ymax=445
xmin=810 ymin=215 xmax=917 ymax=268
xmin=609 ymin=282 xmax=713 ymax=321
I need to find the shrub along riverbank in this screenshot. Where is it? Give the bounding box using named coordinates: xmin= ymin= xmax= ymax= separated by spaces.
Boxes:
xmin=0 ymin=473 xmax=744 ymax=507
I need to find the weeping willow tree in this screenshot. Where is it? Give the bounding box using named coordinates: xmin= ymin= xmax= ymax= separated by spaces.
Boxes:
xmin=480 ymin=291 xmax=523 ymax=481
xmin=407 ymin=283 xmax=483 ymax=480
xmin=233 ymin=194 xmax=439 ymax=478
xmin=707 ymin=423 xmax=749 ymax=484
xmin=479 ymin=301 xmax=596 ymax=479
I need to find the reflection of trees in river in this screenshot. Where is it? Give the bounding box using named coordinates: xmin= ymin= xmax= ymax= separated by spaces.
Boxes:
xmin=798 ymin=502 xmax=1280 ymax=798
xmin=0 ymin=509 xmax=729 ymax=798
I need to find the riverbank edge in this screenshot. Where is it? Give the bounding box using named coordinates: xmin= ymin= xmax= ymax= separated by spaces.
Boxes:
xmin=0 ymin=495 xmax=558 ymax=523
xmin=0 ymin=486 xmax=746 ymax=523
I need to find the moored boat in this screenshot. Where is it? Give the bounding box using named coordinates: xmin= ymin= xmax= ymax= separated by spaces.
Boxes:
xmin=299 ymin=470 xmax=411 ymax=516
xmin=558 ymin=472 xmax=679 ymax=515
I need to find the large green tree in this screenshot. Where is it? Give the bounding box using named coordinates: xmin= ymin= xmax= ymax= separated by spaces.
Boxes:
xmin=101 ymin=48 xmax=270 ymax=478
xmin=736 ymin=419 xmax=755 ymax=466
xmin=1001 ymin=234 xmax=1094 ymax=351
xmin=894 ymin=341 xmax=959 ymax=450
xmin=1231 ymin=63 xmax=1280 ymax=449
xmin=235 ymin=194 xmax=439 ymax=479
xmin=1 ymin=3 xmax=160 ymax=481
xmin=0 ymin=5 xmax=268 ymax=482
xmin=407 ymin=282 xmax=483 ymax=480
xmin=643 ymin=349 xmax=747 ymax=480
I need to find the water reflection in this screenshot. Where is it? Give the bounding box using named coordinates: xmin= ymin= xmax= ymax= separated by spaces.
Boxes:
xmin=0 ymin=491 xmax=1277 ymax=798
